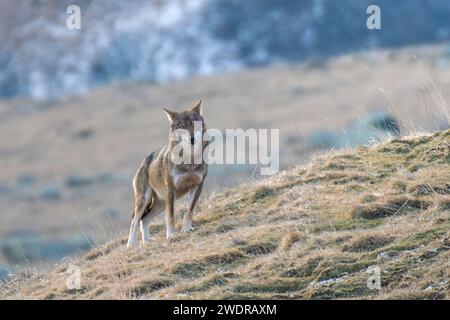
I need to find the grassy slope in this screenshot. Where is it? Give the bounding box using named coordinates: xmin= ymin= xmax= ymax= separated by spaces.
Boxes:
xmin=1 ymin=130 xmax=449 ymax=300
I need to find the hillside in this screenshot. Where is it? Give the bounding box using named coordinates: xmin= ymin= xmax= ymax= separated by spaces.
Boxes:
xmin=1 ymin=129 xmax=448 ymax=299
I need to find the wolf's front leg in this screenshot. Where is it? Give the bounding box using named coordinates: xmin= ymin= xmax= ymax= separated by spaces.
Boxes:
xmin=165 ymin=189 xmax=176 ymax=239
xmin=182 ymin=182 xmax=204 ymax=233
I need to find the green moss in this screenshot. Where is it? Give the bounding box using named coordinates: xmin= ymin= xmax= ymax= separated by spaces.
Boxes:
xmin=313 ymin=218 xmax=384 ymax=233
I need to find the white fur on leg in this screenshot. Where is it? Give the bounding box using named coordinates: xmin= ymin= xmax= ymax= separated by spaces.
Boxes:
xmin=127 ymin=218 xmax=139 ymax=247
xmin=166 ymin=224 xmax=176 ymax=239
xmin=128 ymin=205 xmax=148 ymax=248
xmin=140 ymin=218 xmax=151 ymax=244
xmin=181 ymin=219 xmax=193 ymax=233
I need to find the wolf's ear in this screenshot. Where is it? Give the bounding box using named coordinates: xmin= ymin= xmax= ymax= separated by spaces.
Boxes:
xmin=189 ymin=99 xmax=203 ymax=115
xmin=163 ymin=108 xmax=178 ymax=123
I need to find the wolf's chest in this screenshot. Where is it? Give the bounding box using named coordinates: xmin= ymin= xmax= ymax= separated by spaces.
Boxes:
xmin=173 ymin=170 xmax=204 ymax=197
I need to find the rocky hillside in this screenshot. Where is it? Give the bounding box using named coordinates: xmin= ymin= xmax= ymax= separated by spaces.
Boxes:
xmin=1 ymin=129 xmax=448 ymax=299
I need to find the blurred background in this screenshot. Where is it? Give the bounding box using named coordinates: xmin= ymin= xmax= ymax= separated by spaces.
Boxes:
xmin=1 ymin=0 xmax=450 ymax=276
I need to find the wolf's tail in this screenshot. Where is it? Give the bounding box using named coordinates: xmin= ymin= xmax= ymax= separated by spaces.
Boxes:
xmin=131 ymin=152 xmax=155 ymax=219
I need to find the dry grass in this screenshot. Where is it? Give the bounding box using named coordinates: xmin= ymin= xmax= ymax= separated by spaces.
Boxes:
xmin=0 ymin=129 xmax=448 ymax=300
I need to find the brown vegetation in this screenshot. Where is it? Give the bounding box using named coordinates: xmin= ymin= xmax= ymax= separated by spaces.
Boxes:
xmin=1 ymin=129 xmax=448 ymax=299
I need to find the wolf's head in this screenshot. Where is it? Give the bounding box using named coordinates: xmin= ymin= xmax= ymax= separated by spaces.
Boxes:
xmin=163 ymin=100 xmax=206 ymax=147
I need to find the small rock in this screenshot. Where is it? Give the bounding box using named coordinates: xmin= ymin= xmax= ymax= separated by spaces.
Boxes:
xmin=422 ymin=248 xmax=439 ymax=259
xmin=318 ymin=279 xmax=334 ymax=286
xmin=317 ymin=276 xmax=347 ymax=287
xmin=377 ymin=252 xmax=390 ymax=260
xmin=39 ymin=185 xmax=61 ymax=201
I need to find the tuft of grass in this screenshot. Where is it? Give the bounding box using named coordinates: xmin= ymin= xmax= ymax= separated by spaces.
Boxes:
xmin=407 ymin=182 xmax=450 ymax=195
xmin=171 ymin=250 xmax=246 ymax=278
xmin=307 ymin=277 xmax=375 ymax=299
xmin=250 ymin=186 xmax=279 ymax=203
xmin=343 ymin=235 xmax=395 ymax=252
xmin=279 ymin=231 xmax=303 ymax=251
xmin=239 ymin=242 xmax=278 ymax=255
xmin=129 ymin=278 xmax=174 ymax=298
xmin=313 ymin=257 xmax=375 ymax=281
xmin=281 ymin=257 xmax=323 ymax=278
xmin=350 ymin=195 xmax=432 ymax=219
xmin=84 ymin=239 xmax=127 ymax=261
xmin=181 ymin=273 xmax=236 ymax=293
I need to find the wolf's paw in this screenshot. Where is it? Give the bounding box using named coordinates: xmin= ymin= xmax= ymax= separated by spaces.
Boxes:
xmin=127 ymin=239 xmax=138 ymax=248
xmin=166 ymin=229 xmax=176 ymax=240
xmin=181 ymin=224 xmax=193 ymax=233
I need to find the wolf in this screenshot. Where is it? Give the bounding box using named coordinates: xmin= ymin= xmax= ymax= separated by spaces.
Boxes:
xmin=127 ymin=100 xmax=208 ymax=247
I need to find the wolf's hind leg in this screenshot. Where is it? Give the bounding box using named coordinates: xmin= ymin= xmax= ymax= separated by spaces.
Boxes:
xmin=139 ymin=198 xmax=164 ymax=244
xmin=127 ymin=192 xmax=149 ymax=247
xmin=127 ymin=160 xmax=151 ymax=248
